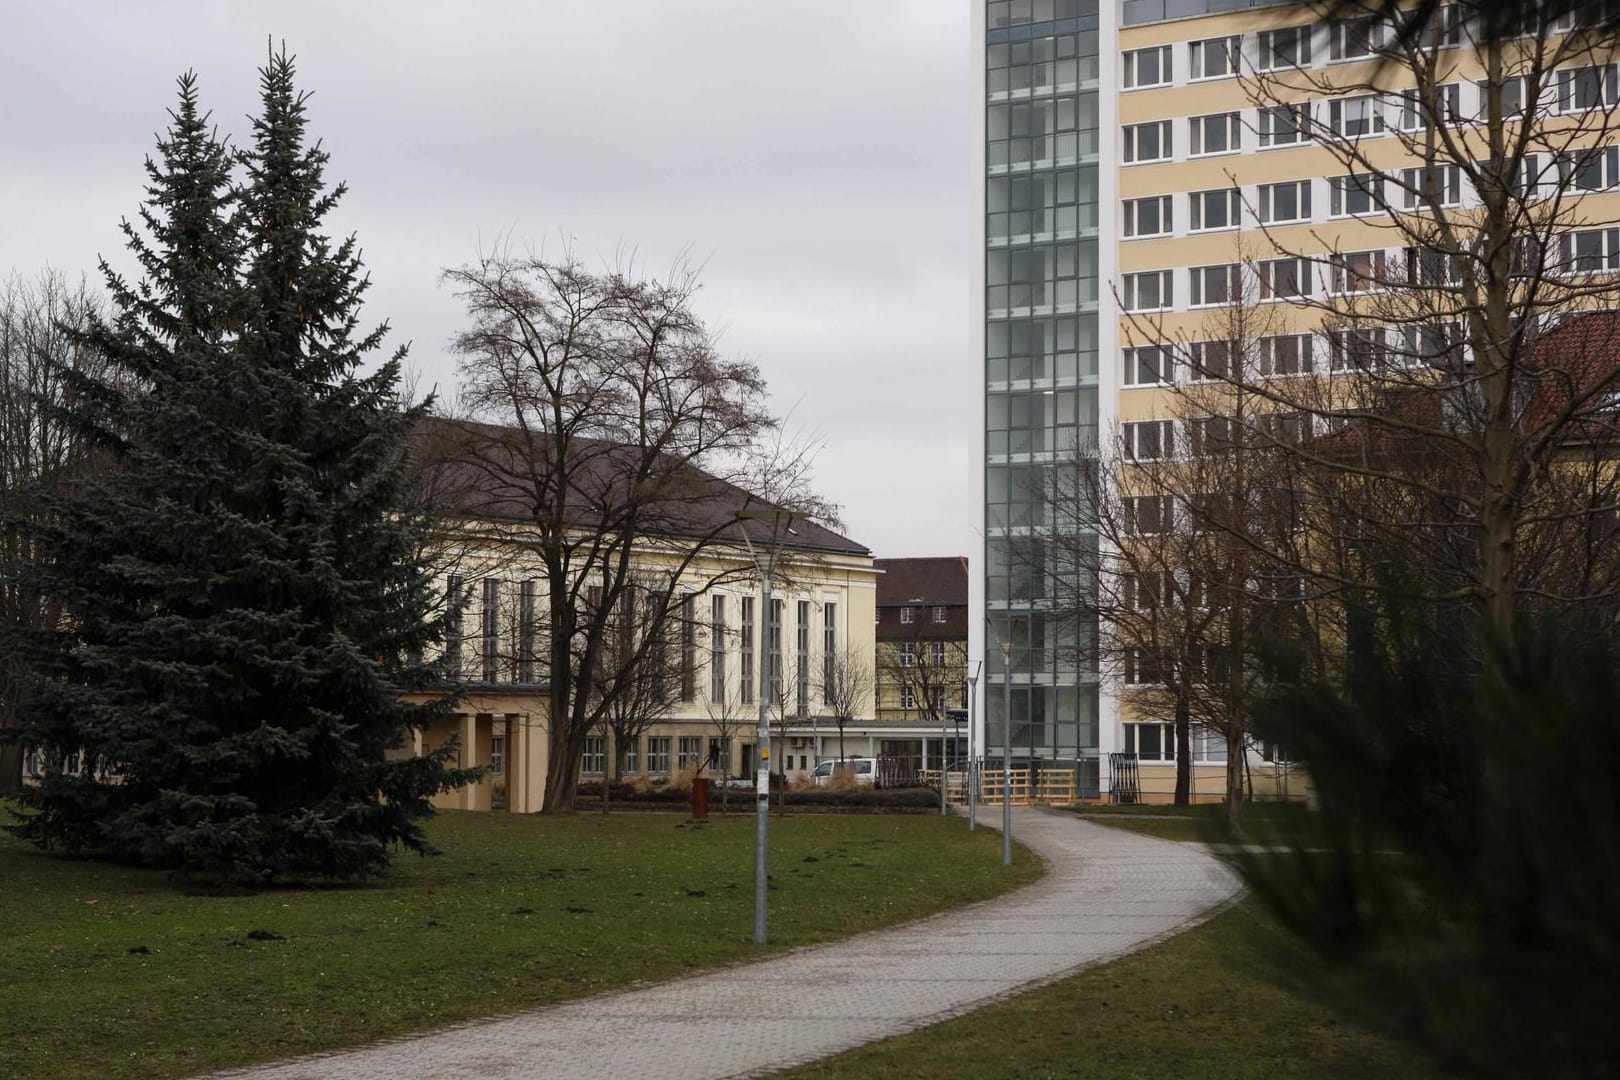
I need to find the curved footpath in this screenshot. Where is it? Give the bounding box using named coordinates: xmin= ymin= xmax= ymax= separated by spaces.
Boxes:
xmin=213 ymin=808 xmax=1241 ymax=1080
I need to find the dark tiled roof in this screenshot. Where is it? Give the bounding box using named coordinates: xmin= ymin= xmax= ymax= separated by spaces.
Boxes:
xmin=874 ymin=556 xmax=969 ymax=607
xmin=409 ymin=415 xmax=869 ymax=557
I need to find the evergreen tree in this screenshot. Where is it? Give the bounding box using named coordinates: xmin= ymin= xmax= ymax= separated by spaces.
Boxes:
xmin=10 ymin=56 xmax=470 ymax=883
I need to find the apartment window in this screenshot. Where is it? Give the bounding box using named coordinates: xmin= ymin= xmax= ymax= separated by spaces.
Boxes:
xmin=646 ymin=736 xmax=671 ymax=774
xmin=620 ymin=736 xmax=640 ymax=775
xmin=768 ymin=599 xmax=784 ymax=704
xmin=932 ymin=606 xmax=947 ymax=623
xmin=1124 ymin=495 xmax=1174 ymax=535
xmin=1258 ymin=180 xmax=1312 ymax=224
xmin=900 ymin=605 xmax=915 ymax=624
xmin=489 ymin=731 xmax=505 ymax=775
xmin=1123 ymin=44 xmax=1172 ymax=88
xmin=1259 ymin=257 xmax=1311 ymax=299
xmin=1328 ymin=95 xmax=1384 ymax=137
xmin=1123 ymin=120 xmax=1172 ymax=163
xmin=1559 ymin=64 xmax=1619 ymax=112
xmin=1330 ymin=172 xmax=1383 ymax=216
xmin=1124 ymin=345 xmax=1171 ymax=386
xmin=932 ymin=640 xmax=947 ymax=665
xmin=678 ymin=595 xmax=696 ymax=703
xmin=1330 ymin=327 xmax=1389 ymax=370
xmin=1189 ymin=35 xmax=1241 ymax=80
xmin=1421 ymin=3 xmax=1463 ymax=48
xmin=518 ymin=579 xmax=538 ymax=684
xmin=1257 ymin=25 xmax=1312 ymax=71
xmin=1125 ymin=723 xmax=1228 ymax=762
xmin=740 ymin=596 xmax=755 ymax=704
xmin=1259 ymin=411 xmax=1309 ymax=446
xmin=1477 ymin=75 xmax=1528 ymax=119
xmin=796 ymin=599 xmax=811 ymax=716
xmin=1560 ymin=228 xmax=1620 ymax=273
xmin=1558 ymin=146 xmax=1620 ymax=191
xmin=1401 ymin=165 xmax=1462 ymax=209
xmin=710 ymin=595 xmax=727 ymax=702
xmin=677 ymin=736 xmax=704 ymax=770
xmin=1403 ymin=246 xmax=1460 ymax=286
xmin=1258 ymin=334 xmax=1314 ymax=376
xmin=1189 ymin=263 xmax=1240 ymax=307
xmin=1190 ymin=188 xmax=1242 ymax=231
xmin=1330 ymin=250 xmax=1387 ymax=294
xmin=1258 ymin=103 xmax=1311 ymax=147
xmin=1122 ymin=569 xmax=1173 ymax=610
xmin=1400 ymin=321 xmax=1466 ymax=367
xmin=900 ymin=641 xmax=916 ymax=668
xmin=1327 ymin=14 xmax=1383 ymax=60
xmin=481 ymin=578 xmax=501 ymax=683
xmin=1123 ymin=270 xmax=1173 ymax=311
xmin=1397 ymin=84 xmax=1462 ymax=131
xmin=582 ymin=736 xmax=605 ymax=776
xmin=1189 ymin=112 xmax=1241 ymax=156
xmin=1123 ymin=648 xmax=1165 ymax=686
xmin=900 ymin=686 xmax=917 ymax=710
xmin=1123 ymin=195 xmax=1173 ymax=238
xmin=1188 ymin=339 xmax=1234 ymax=381
xmin=822 ymin=602 xmax=836 ymax=705
xmin=1123 ymin=419 xmax=1175 ymax=461
xmin=1187 ymin=415 xmax=1236 ymax=457
xmin=444 ymin=574 xmax=464 ymax=679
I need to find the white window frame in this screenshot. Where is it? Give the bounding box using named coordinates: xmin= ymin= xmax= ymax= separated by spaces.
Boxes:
xmin=1122 ymin=270 xmax=1174 ymax=312
xmin=1330 ymin=327 xmax=1390 ymax=371
xmin=1256 ymin=24 xmax=1313 ymax=72
xmin=1558 ymin=145 xmax=1620 ymax=192
xmin=1123 ymin=120 xmax=1173 ymax=164
xmin=1124 ymin=494 xmax=1174 ymax=536
xmin=1327 ymin=14 xmax=1384 ymax=61
xmin=1257 ymin=334 xmax=1315 ymax=377
xmin=1397 ymin=84 xmax=1463 ymax=132
xmin=1189 ymin=111 xmax=1242 ymax=156
xmin=647 ymin=736 xmax=672 ymax=774
xmin=1189 ymin=35 xmax=1241 ymax=81
xmin=1258 ymin=103 xmax=1312 ymax=148
xmin=1401 ymin=165 xmax=1462 ymax=209
xmin=1257 ymin=180 xmax=1312 ymax=224
xmin=1330 ymin=249 xmax=1388 ymax=294
xmin=1559 ymin=227 xmax=1620 ymax=274
xmin=1330 ymin=172 xmax=1384 ymax=217
xmin=1558 ymin=64 xmax=1620 ymax=113
xmin=1122 ymin=195 xmax=1173 ymax=238
xmin=1123 ymin=419 xmax=1176 ymax=462
xmin=1328 ymin=94 xmax=1385 ymax=138
xmin=1123 ymin=44 xmax=1173 ymax=89
xmin=899 ymin=605 xmax=915 ymax=624
xmin=1189 ymin=187 xmax=1242 ymax=232
xmin=1124 ymin=344 xmax=1172 ymax=387
xmin=1188 ymin=339 xmax=1234 ymax=382
xmin=1259 ymin=257 xmax=1312 ymax=300
xmin=900 ymin=641 xmax=915 ymax=667
xmin=1189 ymin=262 xmax=1241 ymax=307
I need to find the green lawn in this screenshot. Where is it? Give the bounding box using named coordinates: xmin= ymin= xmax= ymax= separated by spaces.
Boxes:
xmin=782 ymin=897 xmax=1442 ymax=1080
xmin=1073 ymin=801 xmax=1319 ymax=844
xmin=0 ymin=809 xmax=1040 ymax=1080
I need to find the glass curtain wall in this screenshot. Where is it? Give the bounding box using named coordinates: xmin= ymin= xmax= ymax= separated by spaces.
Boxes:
xmin=983 ymin=0 xmax=1102 ymax=793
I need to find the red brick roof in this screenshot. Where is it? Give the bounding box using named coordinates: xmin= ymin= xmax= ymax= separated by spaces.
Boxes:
xmin=874 ymin=556 xmax=969 ymax=608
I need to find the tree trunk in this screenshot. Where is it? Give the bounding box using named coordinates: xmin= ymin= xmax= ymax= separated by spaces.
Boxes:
xmin=1225 ymin=718 xmax=1245 ymax=839
xmin=1173 ymin=688 xmax=1192 ymax=807
xmin=0 ymin=743 xmax=22 ymax=798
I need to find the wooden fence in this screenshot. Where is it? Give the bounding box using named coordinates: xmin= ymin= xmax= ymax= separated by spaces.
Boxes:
xmin=919 ymin=766 xmax=1084 ymax=807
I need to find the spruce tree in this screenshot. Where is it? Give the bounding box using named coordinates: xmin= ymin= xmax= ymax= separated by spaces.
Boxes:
xmin=11 ymin=56 xmax=469 ymax=883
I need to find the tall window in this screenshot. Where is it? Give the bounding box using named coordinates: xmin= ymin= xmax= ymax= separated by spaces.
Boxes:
xmin=677 ymin=736 xmax=704 ymax=770
xmin=518 ymin=579 xmax=538 ymax=684
xmin=481 ymin=578 xmax=501 ymax=683
xmin=646 ymin=736 xmax=671 ymax=774
xmin=680 ymin=595 xmax=696 ymax=703
xmin=769 ymin=598 xmax=784 ymax=704
xmin=741 ymin=596 xmax=755 ymax=705
xmin=900 ymin=606 xmax=915 ymax=624
xmin=932 ymin=641 xmax=947 ymax=666
xmin=582 ymin=736 xmax=605 ymax=775
xmin=900 ymin=641 xmax=916 ymax=668
xmin=822 ymin=602 xmax=837 ymax=705
xmin=710 ymin=595 xmax=727 ymax=702
xmin=796 ymin=599 xmax=811 ymax=716
xmin=932 ymin=606 xmax=947 ymax=623
xmin=445 ymin=574 xmax=464 ymax=679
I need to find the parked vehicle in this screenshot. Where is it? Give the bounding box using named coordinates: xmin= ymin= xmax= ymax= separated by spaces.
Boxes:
xmin=811 ymin=758 xmax=876 ymax=787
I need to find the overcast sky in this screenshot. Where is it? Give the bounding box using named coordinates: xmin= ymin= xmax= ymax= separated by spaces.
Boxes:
xmin=1 ymin=0 xmax=976 ymax=562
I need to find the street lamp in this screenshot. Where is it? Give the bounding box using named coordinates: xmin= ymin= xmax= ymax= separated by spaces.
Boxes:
xmin=967 ymin=660 xmax=982 ymax=831
xmin=736 ymin=507 xmax=799 ymax=946
xmin=999 ymin=640 xmax=1012 ymax=866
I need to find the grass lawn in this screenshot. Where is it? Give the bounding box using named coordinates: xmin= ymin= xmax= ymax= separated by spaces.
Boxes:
xmin=781 ymin=897 xmax=1443 ymax=1080
xmin=0 ymin=809 xmax=1040 ymax=1080
xmin=1073 ymin=802 xmax=1318 ymax=844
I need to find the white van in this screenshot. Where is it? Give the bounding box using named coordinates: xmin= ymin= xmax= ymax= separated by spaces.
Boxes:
xmin=811 ymin=758 xmax=877 ymax=787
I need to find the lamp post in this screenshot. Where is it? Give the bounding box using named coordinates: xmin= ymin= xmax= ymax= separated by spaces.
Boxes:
xmin=999 ymin=640 xmax=1012 ymax=866
xmin=967 ymin=661 xmax=982 ymax=831
xmin=736 ymin=508 xmax=798 ymax=945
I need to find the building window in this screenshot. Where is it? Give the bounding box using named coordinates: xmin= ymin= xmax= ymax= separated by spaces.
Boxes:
xmin=900 ymin=686 xmax=916 ymax=710
xmin=1259 ymin=180 xmax=1314 ymax=225
xmin=1330 ymin=250 xmax=1386 ymax=294
xmin=489 ymin=732 xmax=505 ymax=775
xmin=1189 ymin=263 xmax=1240 ymax=307
xmin=677 ymin=736 xmax=704 ymax=771
xmin=1124 ymin=495 xmax=1174 ymax=536
xmin=680 ymin=595 xmax=696 ymax=703
xmin=769 ymin=599 xmax=784 ymax=704
xmin=623 ymin=735 xmax=640 ymax=775
xmin=1124 ymin=723 xmax=1228 ymax=763
xmin=1123 ymin=44 xmax=1172 ymax=89
xmin=1326 ymin=14 xmax=1383 ymax=61
xmin=1258 ymin=334 xmax=1314 ymax=377
xmin=796 ymin=599 xmax=811 ymax=716
xmin=1186 ymin=415 xmax=1235 ymax=458
xmin=1401 ymin=165 xmax=1462 ymax=209
xmin=1258 ymin=103 xmax=1311 ymax=147
xmin=741 ymin=596 xmax=755 ymax=705
xmin=1327 ymin=94 xmax=1384 ymax=138
xmin=932 ymin=640 xmax=947 ymax=666
xmin=646 ymin=736 xmax=671 ymax=774
xmin=1257 ymin=25 xmax=1312 ymax=71
xmin=1122 ymin=270 xmax=1173 ymax=312
xmin=822 ymin=602 xmax=837 ymax=706
xmin=1259 ymin=257 xmax=1311 ymax=300
xmin=582 ymin=736 xmax=605 ymax=776
xmin=1330 ymin=172 xmax=1384 ymax=217
xmin=1188 ymin=339 xmax=1234 ymax=381
xmin=1188 ymin=35 xmax=1241 ymax=80
xmin=1558 ymin=145 xmax=1620 ymax=192
xmin=1123 ymin=120 xmax=1172 ymax=164
xmin=1123 ymin=419 xmax=1175 ymax=462
xmin=1330 ymin=327 xmax=1389 ymax=371
xmin=1558 ymin=64 xmax=1619 ymax=113
xmin=1477 ymin=75 xmax=1528 ymax=120
xmin=1403 ymin=246 xmax=1461 ymax=286
xmin=1400 ymin=321 xmax=1466 ymax=367
xmin=900 ymin=605 xmax=915 ymax=624
xmin=1124 ymin=345 xmax=1171 ymax=386
xmin=518 ymin=579 xmax=538 ymax=684
xmin=445 ymin=574 xmax=464 ymax=679
xmin=1189 ymin=112 xmax=1241 ymax=156
xmin=710 ymin=594 xmax=727 ymax=702
xmin=1122 ymin=195 xmax=1172 ymax=238
xmin=1189 ymin=188 xmax=1241 ymax=232
xmin=1122 ymin=648 xmax=1165 ymax=686
xmin=1559 ymin=228 xmax=1620 ymax=273
xmin=480 ymin=578 xmax=501 ymax=683
xmin=900 ymin=641 xmax=916 ymax=668
xmin=932 ymin=606 xmax=947 ymax=623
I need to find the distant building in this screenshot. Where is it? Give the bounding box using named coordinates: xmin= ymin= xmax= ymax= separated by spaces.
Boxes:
xmin=872 ymin=556 xmax=970 ymax=767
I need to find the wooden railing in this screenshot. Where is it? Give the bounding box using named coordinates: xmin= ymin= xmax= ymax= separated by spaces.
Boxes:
xmin=921 ymin=767 xmax=1084 ymax=807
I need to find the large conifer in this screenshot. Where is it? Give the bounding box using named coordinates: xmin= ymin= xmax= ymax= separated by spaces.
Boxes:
xmin=11 ymin=55 xmax=468 ymax=882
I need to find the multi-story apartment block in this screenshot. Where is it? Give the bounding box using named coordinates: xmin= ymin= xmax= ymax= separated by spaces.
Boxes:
xmin=976 ymin=1 xmax=1620 ymax=802
xmin=872 ymin=557 xmax=971 ymax=764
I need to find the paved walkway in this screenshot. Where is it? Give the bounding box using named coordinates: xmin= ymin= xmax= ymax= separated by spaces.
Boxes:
xmin=214 ymin=808 xmax=1242 ymax=1080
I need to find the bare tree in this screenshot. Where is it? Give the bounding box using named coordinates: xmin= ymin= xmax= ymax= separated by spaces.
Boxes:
xmin=443 ymin=245 xmax=830 ymax=811
xmin=0 ymin=270 xmax=104 ymax=795
xmin=819 ymin=644 xmax=874 ymax=767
